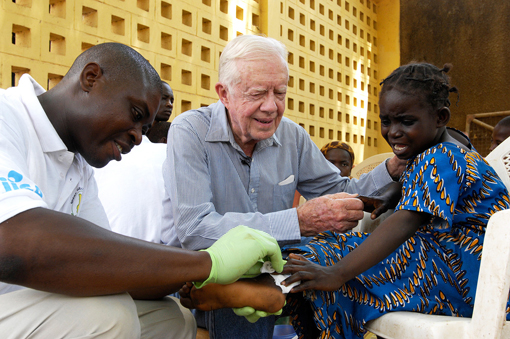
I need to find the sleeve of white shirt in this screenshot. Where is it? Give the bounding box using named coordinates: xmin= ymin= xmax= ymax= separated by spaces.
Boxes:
xmin=0 ymin=115 xmax=47 ymax=224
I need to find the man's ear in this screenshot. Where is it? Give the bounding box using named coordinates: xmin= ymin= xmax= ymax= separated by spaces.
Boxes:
xmin=79 ymin=62 xmax=103 ymax=93
xmin=436 ymin=107 xmax=450 ymax=127
xmin=215 ymin=82 xmax=229 ymax=107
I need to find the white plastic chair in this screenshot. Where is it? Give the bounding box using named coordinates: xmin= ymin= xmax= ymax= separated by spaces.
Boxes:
xmin=351 ymin=153 xmax=394 ymax=233
xmin=365 ymin=208 xmax=510 ymax=339
xmin=485 ymin=136 xmax=510 ymax=189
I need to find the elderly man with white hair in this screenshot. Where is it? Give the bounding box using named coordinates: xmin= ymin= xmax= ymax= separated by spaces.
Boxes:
xmin=162 ymin=34 xmax=404 ymax=338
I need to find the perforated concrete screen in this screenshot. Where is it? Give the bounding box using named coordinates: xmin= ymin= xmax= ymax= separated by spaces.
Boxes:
xmin=0 ymin=0 xmax=386 ymax=162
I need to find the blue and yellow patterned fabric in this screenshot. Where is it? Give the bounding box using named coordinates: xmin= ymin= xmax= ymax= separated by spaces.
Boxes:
xmin=285 ymin=142 xmax=510 ymax=339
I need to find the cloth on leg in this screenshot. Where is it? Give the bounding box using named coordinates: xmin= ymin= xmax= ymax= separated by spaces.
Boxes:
xmin=0 ymin=288 xmax=140 ymax=339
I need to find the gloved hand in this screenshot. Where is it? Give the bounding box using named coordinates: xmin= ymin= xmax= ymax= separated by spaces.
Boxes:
xmin=194 ymin=225 xmax=283 ymax=288
xmin=233 ymin=306 xmax=283 ymax=323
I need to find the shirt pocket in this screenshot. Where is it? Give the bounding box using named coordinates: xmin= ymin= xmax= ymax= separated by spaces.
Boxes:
xmin=273 ymin=178 xmax=297 ymax=211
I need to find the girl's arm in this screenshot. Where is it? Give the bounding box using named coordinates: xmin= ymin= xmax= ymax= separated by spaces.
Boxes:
xmin=282 ymin=209 xmax=431 ymax=292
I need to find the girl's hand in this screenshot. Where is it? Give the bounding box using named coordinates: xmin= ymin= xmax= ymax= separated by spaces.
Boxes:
xmin=281 ymin=253 xmax=345 ymax=292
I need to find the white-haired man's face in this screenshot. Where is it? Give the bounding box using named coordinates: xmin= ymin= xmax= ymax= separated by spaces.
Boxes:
xmin=216 ymin=57 xmax=288 ymax=154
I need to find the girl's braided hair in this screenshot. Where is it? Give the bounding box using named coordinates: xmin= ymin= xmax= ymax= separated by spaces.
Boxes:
xmin=380 ymin=62 xmax=459 ymax=110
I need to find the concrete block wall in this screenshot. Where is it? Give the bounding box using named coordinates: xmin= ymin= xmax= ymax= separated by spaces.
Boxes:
xmin=0 ymin=0 xmax=387 ymax=162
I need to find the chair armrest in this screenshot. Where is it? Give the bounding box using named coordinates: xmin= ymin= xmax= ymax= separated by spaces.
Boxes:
xmin=471 ymin=209 xmax=510 ymax=337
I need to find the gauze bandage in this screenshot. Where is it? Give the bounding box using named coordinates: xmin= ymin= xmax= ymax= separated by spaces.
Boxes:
xmin=261 ymin=261 xmax=300 ymax=293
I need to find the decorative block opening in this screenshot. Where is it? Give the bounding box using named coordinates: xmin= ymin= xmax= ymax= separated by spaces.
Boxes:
xmin=337 ymin=131 xmax=342 ymax=141
xmin=201 ymin=74 xmax=210 ymax=90
xmin=309 ymin=61 xmax=315 ymax=73
xmin=329 ymin=69 xmax=333 ymax=79
xmin=202 ymin=18 xmax=211 ymax=34
xmin=12 ymin=24 xmax=31 ymax=47
xmin=49 ymin=0 xmax=66 ymax=18
xmin=137 ymin=0 xmax=149 ymax=12
xmin=320 ymin=127 xmax=324 ymax=138
xmin=137 ymin=24 xmax=150 ymax=43
xmin=182 ymin=10 xmax=192 ymax=27
xmin=299 ymin=56 xmax=304 ymax=68
xmin=309 ymin=0 xmax=315 ymax=10
xmin=12 ymin=0 xmax=31 ymax=7
xmin=236 ymin=6 xmax=244 ymax=20
xmin=288 ymin=52 xmax=294 ymax=65
xmin=309 ymin=103 xmax=315 ymax=115
xmin=82 ymin=6 xmax=98 ymax=27
xmin=111 ymin=15 xmax=125 ymax=36
xmin=220 ymin=0 xmax=228 ymax=14
xmin=299 ymin=101 xmax=304 ymax=113
xmin=161 ymin=32 xmax=172 ymax=50
xmin=49 ymin=33 xmax=65 ymax=55
xmin=299 ymin=34 xmax=305 ymax=47
xmin=219 ymin=25 xmax=228 ymax=41
xmin=11 ymin=66 xmax=30 ymax=87
xmin=300 ymin=13 xmax=305 ymax=25
xmin=252 ymin=13 xmax=259 ymax=27
xmin=181 ymin=39 xmax=192 ymax=56
xmin=203 ymin=0 xmax=211 ymax=6
xmin=81 ymin=42 xmax=94 ymax=53
xmin=345 ymin=132 xmax=350 ymax=142
xmin=319 ymin=65 xmax=324 ymax=76
xmin=288 ymin=98 xmax=294 ymax=110
xmin=329 ymin=129 xmax=333 ymax=139
xmin=288 ymin=76 xmax=294 ymax=88
xmin=319 ymin=86 xmax=324 ymax=96
xmin=309 ymin=125 xmax=315 ymax=136
xmin=201 ymin=46 xmax=210 ymax=62
xmin=161 ymin=2 xmax=172 ymax=20
xmin=161 ymin=63 xmax=171 ymax=81
xmin=329 ymin=89 xmax=333 ymax=99
xmin=47 ymin=73 xmax=63 ymax=90
xmin=181 ymin=69 xmax=192 ymax=86
xmin=299 ymin=79 xmax=304 ymax=91
xmin=287 ymin=29 xmax=294 ymax=41
xmin=309 ymin=82 xmax=315 ymax=94
xmin=288 ymin=7 xmax=294 ymax=20
xmin=353 ymin=134 xmax=358 ymax=143
xmin=329 ymin=109 xmax=334 ymax=119
xmin=181 ymin=100 xmax=191 ymax=113
xmin=319 ymin=107 xmax=324 ymax=118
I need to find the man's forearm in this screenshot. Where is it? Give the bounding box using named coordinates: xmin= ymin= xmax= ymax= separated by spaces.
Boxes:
xmin=0 ymin=208 xmax=211 ymax=297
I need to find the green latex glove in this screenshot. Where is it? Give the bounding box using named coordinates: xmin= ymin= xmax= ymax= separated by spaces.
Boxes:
xmin=233 ymin=305 xmax=284 ymax=323
xmin=194 ymin=225 xmax=283 ymax=288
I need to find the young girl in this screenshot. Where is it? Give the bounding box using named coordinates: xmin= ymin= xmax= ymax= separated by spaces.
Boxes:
xmin=280 ymin=62 xmax=510 ymax=338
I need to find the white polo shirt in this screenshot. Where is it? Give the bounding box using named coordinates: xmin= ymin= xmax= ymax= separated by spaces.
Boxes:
xmin=0 ymin=74 xmax=109 ymax=295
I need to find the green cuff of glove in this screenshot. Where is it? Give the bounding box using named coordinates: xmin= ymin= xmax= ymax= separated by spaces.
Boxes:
xmin=193 ymin=249 xmax=215 ymax=289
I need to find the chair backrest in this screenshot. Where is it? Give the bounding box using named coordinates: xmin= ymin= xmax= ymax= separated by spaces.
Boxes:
xmin=485 ymin=137 xmax=510 ymax=190
xmin=351 ymin=152 xmax=394 ymax=180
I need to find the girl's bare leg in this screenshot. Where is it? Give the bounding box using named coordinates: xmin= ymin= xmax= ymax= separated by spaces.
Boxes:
xmin=179 ymin=274 xmax=286 ymax=313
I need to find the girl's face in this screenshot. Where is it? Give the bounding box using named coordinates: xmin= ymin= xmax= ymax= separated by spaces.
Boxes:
xmin=379 ymin=89 xmax=446 ymax=160
xmin=325 ymin=148 xmax=353 ymax=177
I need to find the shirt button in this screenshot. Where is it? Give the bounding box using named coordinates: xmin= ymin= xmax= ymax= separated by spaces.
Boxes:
xmin=251 ymin=188 xmax=255 ymax=193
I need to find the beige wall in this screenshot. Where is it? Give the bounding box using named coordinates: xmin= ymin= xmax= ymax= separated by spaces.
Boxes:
xmin=0 ymin=0 xmax=398 ymax=162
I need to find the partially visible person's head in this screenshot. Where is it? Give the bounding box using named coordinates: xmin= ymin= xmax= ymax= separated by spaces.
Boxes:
xmin=379 ymin=62 xmax=457 ymax=160
xmin=320 ymin=141 xmax=354 ymax=177
xmin=489 ymin=116 xmax=510 ymax=152
xmin=46 ymin=42 xmax=162 ymax=168
xmin=155 ymin=82 xmax=174 ymax=122
xmin=216 ymin=35 xmax=289 ymax=154
xmin=147 ymin=121 xmax=171 ymax=144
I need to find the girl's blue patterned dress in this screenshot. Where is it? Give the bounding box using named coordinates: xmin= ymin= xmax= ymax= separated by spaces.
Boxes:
xmin=285 ymin=142 xmax=510 ymax=339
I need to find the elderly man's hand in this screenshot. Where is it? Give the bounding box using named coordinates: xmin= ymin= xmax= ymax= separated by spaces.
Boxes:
xmin=297 ymin=192 xmax=364 ymax=236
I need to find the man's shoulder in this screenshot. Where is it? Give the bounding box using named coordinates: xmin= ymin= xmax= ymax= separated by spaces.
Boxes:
xmin=172 ymin=104 xmax=213 ymax=126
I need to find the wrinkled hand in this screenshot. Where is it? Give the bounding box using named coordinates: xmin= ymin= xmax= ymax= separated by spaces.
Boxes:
xmin=233 ymin=306 xmax=283 ymax=323
xmin=281 ymin=254 xmax=344 ymax=292
xmin=297 ymin=192 xmax=364 ymax=236
xmin=195 ymin=226 xmax=283 ymax=288
xmin=359 ymin=182 xmax=402 ymax=219
xmin=386 ymin=155 xmax=408 ymax=181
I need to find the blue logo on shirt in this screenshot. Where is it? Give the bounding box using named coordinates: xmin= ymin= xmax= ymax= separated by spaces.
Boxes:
xmin=0 ymin=170 xmax=43 ymax=197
